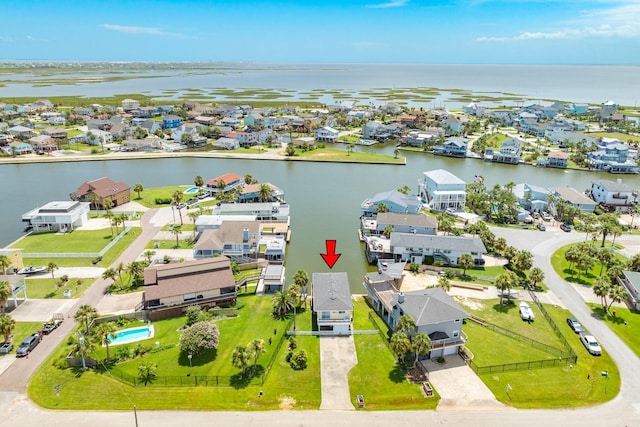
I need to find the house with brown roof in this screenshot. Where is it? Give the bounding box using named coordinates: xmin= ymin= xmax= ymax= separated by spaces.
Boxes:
xmin=205 ymin=173 xmax=244 ymax=194
xmin=142 ymin=257 xmax=237 ymax=320
xmin=193 ymin=221 xmax=260 ymax=260
xmin=70 ymin=177 xmax=130 ymax=209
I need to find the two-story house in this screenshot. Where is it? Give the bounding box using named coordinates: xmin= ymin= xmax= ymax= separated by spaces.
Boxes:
xmin=314 ymin=126 xmax=339 ymax=143
xmin=489 ymin=138 xmax=522 ymax=164
xmin=312 ymin=272 xmax=353 ymax=335
xmin=205 ymin=173 xmax=244 ymax=195
xmin=390 ymin=233 xmax=486 ymax=266
xmin=433 ymin=137 xmax=468 ymax=158
xmin=590 ymin=179 xmax=637 ymax=212
xmin=419 ymin=169 xmax=466 ymax=212
xmin=360 ymin=190 xmax=421 ymax=217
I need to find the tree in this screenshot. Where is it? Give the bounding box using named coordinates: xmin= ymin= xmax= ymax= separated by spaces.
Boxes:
xmin=382 ymin=225 xmax=394 ymax=239
xmin=395 ymin=314 xmax=415 ymax=335
xmin=143 ymin=250 xmax=156 ymax=263
xmin=564 ymin=245 xmax=581 ymax=276
xmin=173 ymin=191 xmax=184 ymax=225
xmin=0 ymin=255 xmax=10 ymax=274
xmin=493 ymin=237 xmax=508 ymax=256
xmin=104 ymin=209 xmax=115 ymax=235
xmin=74 ymin=304 xmax=98 ymax=335
xmin=607 ymin=285 xmax=627 ymax=313
xmin=527 ymin=267 xmax=545 ymax=288
xmin=47 ymin=262 xmax=58 ymax=283
xmin=258 ymin=184 xmax=272 ymax=202
xmin=289 ymin=349 xmax=308 ymax=370
xmin=596 ymin=249 xmax=615 ymax=276
xmin=186 ymin=305 xmax=211 ymax=326
xmin=347 ymin=143 xmax=355 ymax=156
xmin=458 ymin=253 xmax=474 ymax=276
xmin=513 ymin=250 xmax=533 ymax=274
xmin=495 ymin=271 xmax=517 ymax=305
xmin=194 ymin=175 xmax=204 ymax=190
xmin=0 ymin=281 xmax=11 ymax=313
xmin=171 ymin=225 xmax=182 ymax=248
xmin=390 ymin=331 xmax=411 ymax=364
xmin=629 ymin=253 xmax=640 ymax=272
xmin=70 ymin=332 xmax=95 ymax=362
xmin=412 ymin=332 xmax=431 ymax=367
xmin=292 ymin=270 xmax=310 ymax=307
xmin=502 ymin=246 xmax=518 ymax=266
xmin=271 ymin=290 xmax=295 ymax=317
xmin=244 ymin=174 xmax=254 ymax=185
xmin=232 ymin=344 xmax=253 ymax=377
xmin=394 ymin=148 xmax=400 ymax=159
xmin=249 ymin=338 xmax=266 ymax=371
xmin=285 ymin=144 xmax=296 ymax=157
xmin=102 ymin=268 xmax=117 ymax=290
xmin=92 ymin=321 xmax=117 ymax=362
xmin=376 ymin=203 xmax=389 ymax=213
xmin=179 ymin=321 xmax=220 ymax=356
xmin=126 ymin=261 xmax=145 ymax=288
xmin=437 ymin=275 xmax=451 ymax=291
xmin=593 ymin=276 xmax=611 ymax=311
xmin=0 ymin=313 xmax=16 ymax=343
xmin=137 ymin=362 xmax=158 ymax=386
xmin=598 ymin=213 xmax=620 ymax=248
xmin=133 ymin=183 xmax=144 ymax=199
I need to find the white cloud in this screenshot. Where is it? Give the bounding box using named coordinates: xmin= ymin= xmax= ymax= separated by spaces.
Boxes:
xmin=476 ymin=3 xmax=640 ymax=42
xmin=100 ymin=24 xmax=189 ymax=38
xmin=366 ymin=0 xmax=408 ymax=9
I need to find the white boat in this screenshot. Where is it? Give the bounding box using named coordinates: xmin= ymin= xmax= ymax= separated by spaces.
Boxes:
xmin=17 ymin=266 xmax=47 ymax=275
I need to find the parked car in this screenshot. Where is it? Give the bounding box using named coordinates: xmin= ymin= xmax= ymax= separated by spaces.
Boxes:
xmin=0 ymin=342 xmax=13 ymax=354
xmin=537 ymin=223 xmax=546 ymax=231
xmin=566 ymin=317 xmax=584 ymax=334
xmin=579 ymin=332 xmax=602 ymax=355
xmin=542 ymin=212 xmax=552 ymax=221
xmin=519 ymin=301 xmax=535 ymax=322
xmin=560 ymin=223 xmax=572 ymax=232
xmin=445 ymin=207 xmax=457 ymax=215
xmin=16 ymin=333 xmax=41 ymax=357
xmin=42 ymin=317 xmax=63 ymax=335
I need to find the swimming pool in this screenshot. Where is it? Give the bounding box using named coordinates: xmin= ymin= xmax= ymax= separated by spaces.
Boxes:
xmin=108 ymin=325 xmax=154 ymax=346
xmin=183 ymin=187 xmax=199 ymax=194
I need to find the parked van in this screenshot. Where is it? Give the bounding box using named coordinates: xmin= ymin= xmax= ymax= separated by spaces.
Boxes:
xmin=16 ymin=333 xmax=41 ymax=357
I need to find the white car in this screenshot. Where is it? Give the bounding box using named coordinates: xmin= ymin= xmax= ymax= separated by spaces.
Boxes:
xmin=519 ymin=301 xmax=535 ymax=321
xmin=580 ymin=333 xmax=602 ymax=355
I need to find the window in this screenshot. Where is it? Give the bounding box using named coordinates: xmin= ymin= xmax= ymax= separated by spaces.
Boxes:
xmin=454 ymin=318 xmax=460 ymax=323
xmin=183 ymin=293 xmax=196 ymax=301
xmin=321 ymin=311 xmax=330 ymax=320
xmin=453 ymin=331 xmax=459 ymax=338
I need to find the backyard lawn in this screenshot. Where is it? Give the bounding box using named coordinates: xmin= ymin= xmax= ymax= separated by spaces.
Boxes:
xmin=131 ymin=185 xmax=201 ymax=208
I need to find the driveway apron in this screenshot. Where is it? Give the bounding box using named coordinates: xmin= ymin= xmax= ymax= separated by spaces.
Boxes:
xmin=319 ymin=336 xmax=358 ymax=410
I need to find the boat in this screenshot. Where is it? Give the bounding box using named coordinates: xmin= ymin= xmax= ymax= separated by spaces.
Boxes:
xmin=17 ymin=266 xmax=47 ymax=275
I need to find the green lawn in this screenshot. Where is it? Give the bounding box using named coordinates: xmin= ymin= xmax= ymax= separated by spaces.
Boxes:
xmin=461 ymin=298 xmax=620 ymax=408
xmin=146 ymin=239 xmax=194 ymax=250
xmin=590 ymin=132 xmax=640 ymax=143
xmin=2 ymin=322 xmax=42 ymax=354
xmin=132 ymin=185 xmax=201 ymax=208
xmin=550 ymin=243 xmax=625 ymax=286
xmin=20 ymin=258 xmax=95 ymax=268
xmin=24 ymin=278 xmax=94 ymax=299
xmin=28 ymin=295 xmax=322 ymax=410
xmin=348 ymin=298 xmax=438 ymax=410
xmin=293 ymin=148 xmax=404 ymax=164
xmin=12 ymin=229 xmax=123 ymax=253
xmin=586 ymin=303 xmax=640 ymax=358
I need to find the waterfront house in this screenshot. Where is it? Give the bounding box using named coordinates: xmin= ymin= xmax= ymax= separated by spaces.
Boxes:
xmin=366 ymin=212 xmax=437 ymax=237
xmin=512 ymin=183 xmax=551 ymax=212
xmin=22 ymin=200 xmax=90 ymax=233
xmin=205 ymin=173 xmax=244 ymax=194
xmin=212 ymin=202 xmax=290 ymax=222
xmin=312 ymin=272 xmax=353 ymax=335
xmin=314 ymin=126 xmax=339 ymax=143
xmin=85 ymin=129 xmax=113 ymax=146
xmin=29 ymin=135 xmax=57 ymax=153
xmin=587 ymin=140 xmax=638 ymax=174
xmin=361 ymin=190 xmax=421 ymax=217
xmin=552 ymin=187 xmax=597 ymax=213
xmin=616 ymin=271 xmax=640 ymax=310
xmin=6 ymin=141 xmax=33 ymax=155
xmin=7 ymin=125 xmax=35 ymax=139
xmin=381 ymin=102 xmax=402 ymax=115
xmin=293 ymin=137 xmax=316 ymax=149
xmin=590 ymin=179 xmax=636 ymax=212
xmin=123 ymin=138 xmax=163 ymax=152
xmin=70 ymin=176 xmax=131 ymax=209
xmin=213 ymin=137 xmax=240 ymax=150
xmin=420 ymin=169 xmax=466 ymax=212
xmin=441 ymin=117 xmax=461 ymax=135
xmin=139 ymin=120 xmax=161 ymax=135
xmin=237 ymin=183 xmax=284 ymax=203
xmin=433 ymin=137 xmax=467 ymax=158
xmin=193 ymin=221 xmax=260 ymax=260
xmin=230 ymin=131 xmax=258 ymax=147
xmin=548 ymin=130 xmax=597 ymax=147
xmin=491 ymin=138 xmax=522 ymax=164
xmin=390 ymin=233 xmax=486 ymax=266
xmin=401 ymin=131 xmax=434 ymax=148
xmin=537 ymin=151 xmax=569 ymax=168
xmin=142 ymin=257 xmax=237 ymax=321
xmin=262 ymin=263 xmax=286 ymax=293
xmin=122 ymin=99 xmax=140 ymax=111
xmin=87 ymin=119 xmax=112 ymax=131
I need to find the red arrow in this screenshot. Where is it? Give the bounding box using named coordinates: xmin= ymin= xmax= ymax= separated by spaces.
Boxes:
xmin=320 ymin=240 xmax=341 ymax=269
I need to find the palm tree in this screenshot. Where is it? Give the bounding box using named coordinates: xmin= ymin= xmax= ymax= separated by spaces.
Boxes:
xmin=382 ymin=225 xmax=394 ymax=239
xmin=513 ymin=250 xmax=533 ymax=273
xmin=395 ymin=314 xmax=415 ymax=335
xmin=126 ymin=262 xmax=144 ymax=288
xmin=143 ymin=250 xmax=156 ymax=263
xmin=437 ymin=275 xmax=451 ymax=291
xmin=104 ymin=209 xmax=115 ymax=235
xmin=593 ymin=276 xmax=611 ymax=312
xmin=47 ymin=262 xmax=58 ymax=284
xmin=172 ymin=191 xmax=184 ymax=225
xmin=133 ymin=183 xmax=144 ymax=199
xmin=93 ymin=321 xmax=117 ymax=362
xmin=607 ymin=285 xmax=627 ymax=313
xmin=0 ymin=255 xmax=10 ymax=274
xmin=137 ymin=362 xmax=158 ymax=385
xmin=376 ymin=203 xmax=389 ymax=213
xmin=74 ymin=304 xmax=98 ymax=335
xmin=232 ymin=344 xmax=253 ymax=378
xmin=271 ymin=290 xmax=294 ymax=317
xmin=0 ymin=313 xmax=16 ymax=343
xmin=393 ymin=148 xmax=400 ymax=159
xmin=412 ymin=332 xmax=431 ymax=367
xmin=390 ymin=331 xmax=411 ymax=364
xmin=596 ymin=249 xmax=615 ymax=276
xmin=187 ymin=211 xmax=199 ymax=239
xmin=292 ymin=270 xmax=310 ymax=307
xmin=458 ymin=253 xmax=474 ymax=276
xmin=258 ymin=184 xmax=272 ymax=202
xmin=0 ymin=281 xmax=12 ymax=313
xmin=495 ymin=271 xmax=517 ymax=305
xmin=171 ymin=225 xmax=182 ymax=248
xmin=527 ymin=267 xmax=545 ymax=289
xmin=102 ymin=197 xmax=113 ymax=212
xmin=249 ymin=338 xmax=266 ymax=372
xmin=194 ymin=175 xmax=204 ymax=191
xmin=102 ymin=267 xmax=117 ymax=288
xmin=89 ymin=192 xmax=100 ymax=210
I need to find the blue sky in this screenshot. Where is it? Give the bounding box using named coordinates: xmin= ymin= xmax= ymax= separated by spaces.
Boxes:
xmin=1 ymin=0 xmax=639 ymax=64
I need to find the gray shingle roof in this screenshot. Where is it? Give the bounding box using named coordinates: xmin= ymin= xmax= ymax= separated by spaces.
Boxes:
xmin=376 ymin=212 xmax=437 ymax=228
xmin=369 ymin=190 xmax=421 ymax=210
xmin=390 ymin=233 xmax=486 ymax=253
xmin=593 ymin=179 xmax=635 ymax=192
xmin=423 ymin=169 xmax=466 ymax=185
xmin=312 ymin=272 xmax=352 ymax=311
xmin=393 ymin=288 xmax=469 ymax=326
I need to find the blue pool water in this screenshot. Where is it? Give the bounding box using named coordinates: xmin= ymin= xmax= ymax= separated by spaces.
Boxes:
xmin=108 ymin=326 xmax=153 ymax=345
xmin=183 ymin=187 xmax=199 ymax=194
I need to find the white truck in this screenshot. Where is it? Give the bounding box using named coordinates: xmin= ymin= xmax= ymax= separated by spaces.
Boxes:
xmin=519 ymin=302 xmax=535 ymax=322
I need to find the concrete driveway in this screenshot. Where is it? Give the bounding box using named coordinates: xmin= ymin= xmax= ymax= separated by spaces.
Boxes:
xmin=422 ymin=356 xmax=510 ymax=411
xmin=319 ymin=336 xmax=358 ymax=410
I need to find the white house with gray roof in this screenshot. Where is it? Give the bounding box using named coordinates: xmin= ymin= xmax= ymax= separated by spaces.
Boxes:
xmin=420 ymin=169 xmax=467 ymax=212
xmin=312 ymin=272 xmax=353 ymax=335
xmin=361 ymin=190 xmax=421 ymax=217
xmin=590 ymin=179 xmax=637 ymax=212
xmin=373 ymin=212 xmax=437 ymax=236
xmin=552 ymin=187 xmax=597 ymax=213
xmin=390 ymin=233 xmax=486 ymax=266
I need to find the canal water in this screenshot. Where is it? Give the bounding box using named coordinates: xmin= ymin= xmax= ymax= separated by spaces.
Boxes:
xmin=2 ymin=155 xmax=639 ymax=293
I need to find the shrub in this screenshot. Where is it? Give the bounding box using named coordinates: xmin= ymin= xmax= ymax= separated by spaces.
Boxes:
xmin=154 ymin=197 xmax=172 ymax=205
xmin=288 ymin=336 xmax=297 ymax=351
xmin=186 ymin=305 xmax=211 ymax=326
xmin=409 ymin=262 xmax=419 ymax=273
xmin=179 ymin=321 xmax=220 ymax=356
xmin=289 ymin=349 xmax=308 ymax=370
xmin=115 ymin=345 xmax=133 ymax=362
